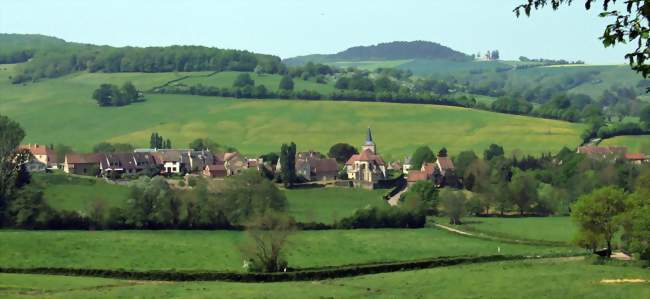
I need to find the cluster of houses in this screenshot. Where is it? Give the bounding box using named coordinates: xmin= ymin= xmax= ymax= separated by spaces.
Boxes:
xmin=19 ymin=144 xmax=261 ymax=179
xmin=18 ymin=132 xmax=648 ymax=189
xmin=577 ymin=145 xmax=649 ymax=164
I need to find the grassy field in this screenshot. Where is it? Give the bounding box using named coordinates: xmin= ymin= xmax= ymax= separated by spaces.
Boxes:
xmin=444 ymin=216 xmax=577 ymax=244
xmin=173 ymin=71 xmax=337 ymax=94
xmin=2 ymin=259 xmax=648 ymax=298
xmin=32 ymin=173 xmax=130 ymax=212
xmin=601 ymin=135 xmax=650 ymax=154
xmin=0 ymin=229 xmax=578 ymax=272
xmin=34 ymin=173 xmax=385 ymax=223
xmin=0 ymin=68 xmax=584 ymax=158
xmin=285 ymin=187 xmax=387 ymax=224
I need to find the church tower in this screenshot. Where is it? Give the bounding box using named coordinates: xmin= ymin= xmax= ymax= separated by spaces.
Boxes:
xmin=361 ymin=127 xmax=377 ymax=153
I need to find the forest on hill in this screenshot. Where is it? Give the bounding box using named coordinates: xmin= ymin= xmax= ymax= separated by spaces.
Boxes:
xmin=0 ymin=34 xmax=285 ymax=84
xmin=284 ymin=41 xmax=472 ymax=65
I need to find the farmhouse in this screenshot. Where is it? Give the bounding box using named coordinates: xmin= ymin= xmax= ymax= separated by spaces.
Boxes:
xmin=625 ymin=153 xmax=648 ymax=165
xmin=203 ymin=163 xmax=227 ymax=178
xmin=406 ymin=156 xmax=457 ymax=187
xmin=346 ymin=128 xmax=387 ymax=183
xmin=19 ymin=144 xmax=58 ymax=170
xmin=64 ymin=153 xmax=104 ymax=175
xmin=577 ymin=145 xmax=627 ymax=160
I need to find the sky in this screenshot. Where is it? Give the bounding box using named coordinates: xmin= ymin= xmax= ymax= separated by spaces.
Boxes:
xmin=0 ymin=0 xmax=634 ymax=63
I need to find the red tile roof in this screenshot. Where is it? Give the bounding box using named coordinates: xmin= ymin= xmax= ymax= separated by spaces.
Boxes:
xmin=625 ymin=153 xmax=647 ymax=161
xmin=346 ymin=149 xmax=385 ymax=166
xmin=65 ymin=153 xmax=104 ymax=164
xmin=407 ymin=170 xmax=429 ymax=182
xmin=422 ymin=163 xmax=436 ymax=175
xmin=577 ymin=146 xmax=627 ymax=155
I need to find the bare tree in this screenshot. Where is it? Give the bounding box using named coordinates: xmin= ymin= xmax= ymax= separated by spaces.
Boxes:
xmin=239 ymin=212 xmax=296 ymax=273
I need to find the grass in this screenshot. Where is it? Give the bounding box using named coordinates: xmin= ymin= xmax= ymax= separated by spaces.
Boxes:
xmin=601 ymin=135 xmax=650 ymax=154
xmin=0 ymin=229 xmax=578 ymax=272
xmin=32 ymin=173 xmax=130 ymax=212
xmin=174 ymin=71 xmax=336 ymax=94
xmin=32 ymin=173 xmax=386 ymax=223
xmin=284 ymin=187 xmax=387 ymax=224
xmin=0 ymin=70 xmax=584 ymax=158
xmin=440 ymin=216 xmax=577 ymax=244
xmin=2 ymin=259 xmax=649 ymax=298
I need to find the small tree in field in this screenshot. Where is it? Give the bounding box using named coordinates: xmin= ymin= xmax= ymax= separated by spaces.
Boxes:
xmin=239 ymin=212 xmax=295 ymax=273
xmin=440 ymin=189 xmax=467 ymax=225
xmin=572 ymin=187 xmax=628 ymax=257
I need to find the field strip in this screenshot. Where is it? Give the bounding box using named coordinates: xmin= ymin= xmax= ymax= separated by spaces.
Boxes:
xmin=0 ymin=254 xmax=584 ymax=283
xmin=435 ymin=223 xmax=572 ymax=247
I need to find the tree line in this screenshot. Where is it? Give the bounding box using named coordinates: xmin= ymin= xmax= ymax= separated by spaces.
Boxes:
xmin=11 ymin=44 xmax=285 ymax=84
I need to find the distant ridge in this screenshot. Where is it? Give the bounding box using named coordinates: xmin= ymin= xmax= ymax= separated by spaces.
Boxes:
xmin=284 ymin=41 xmax=471 ymax=65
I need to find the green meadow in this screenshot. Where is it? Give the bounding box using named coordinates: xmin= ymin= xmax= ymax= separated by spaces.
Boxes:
xmin=285 ymin=187 xmax=387 ymax=224
xmin=0 ymin=229 xmax=578 ymax=272
xmin=0 ymin=67 xmax=584 ymax=158
xmin=601 ymin=135 xmax=650 ymax=154
xmin=2 ymin=259 xmax=648 ymax=299
xmin=32 ymin=173 xmax=130 ymax=212
xmin=445 ymin=216 xmax=577 ymax=244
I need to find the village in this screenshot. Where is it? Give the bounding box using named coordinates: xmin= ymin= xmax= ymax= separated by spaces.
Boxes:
xmin=17 ymin=128 xmax=650 ymax=193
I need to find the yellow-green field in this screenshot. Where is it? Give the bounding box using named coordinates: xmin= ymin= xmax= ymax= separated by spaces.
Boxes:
xmin=0 ymin=66 xmax=584 ymax=158
xmin=601 ymin=135 xmax=650 ymax=154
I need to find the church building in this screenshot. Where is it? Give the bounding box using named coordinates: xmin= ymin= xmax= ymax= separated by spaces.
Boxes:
xmin=345 ymin=127 xmax=387 ymax=183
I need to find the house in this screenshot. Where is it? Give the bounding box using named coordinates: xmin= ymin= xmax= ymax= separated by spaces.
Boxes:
xmin=402 ymin=157 xmax=412 ymax=174
xmin=19 ymin=144 xmax=58 ymax=169
xmin=346 ymin=128 xmax=387 ymax=183
xmin=388 ymin=161 xmax=402 ymax=172
xmin=216 ymin=152 xmax=246 ymax=176
xmin=625 ymin=153 xmax=648 ymax=165
xmin=577 ymin=146 xmax=627 ymax=160
xmin=186 ymin=150 xmax=215 ymax=173
xmin=132 ymin=152 xmax=158 ymax=172
xmin=296 ymin=157 xmax=339 ymax=181
xmin=406 ymin=157 xmax=457 ymax=187
xmin=203 ymin=163 xmax=227 ymax=178
xmin=99 ymin=153 xmax=132 ymax=176
xmin=64 ymin=153 xmax=104 ymax=176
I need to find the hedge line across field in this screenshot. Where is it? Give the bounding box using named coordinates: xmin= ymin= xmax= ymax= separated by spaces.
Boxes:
xmin=0 ymin=253 xmax=584 ymax=283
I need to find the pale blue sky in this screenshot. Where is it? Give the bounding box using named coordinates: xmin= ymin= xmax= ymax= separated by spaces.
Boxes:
xmin=0 ymin=0 xmax=633 ymax=63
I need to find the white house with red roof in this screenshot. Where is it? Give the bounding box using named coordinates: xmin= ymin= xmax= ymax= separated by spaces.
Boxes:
xmin=345 ymin=128 xmax=387 ymax=183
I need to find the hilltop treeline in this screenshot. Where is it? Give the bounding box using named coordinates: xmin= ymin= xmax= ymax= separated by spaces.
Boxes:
xmin=3 ymin=34 xmax=285 ymax=84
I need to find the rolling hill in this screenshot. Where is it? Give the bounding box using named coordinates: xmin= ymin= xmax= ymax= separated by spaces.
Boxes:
xmin=284 ymin=41 xmax=471 ymax=66
xmin=0 ymin=64 xmax=584 ymax=159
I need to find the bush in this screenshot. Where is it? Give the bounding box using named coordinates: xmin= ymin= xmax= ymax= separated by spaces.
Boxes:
xmin=336 ymin=205 xmax=426 ymax=229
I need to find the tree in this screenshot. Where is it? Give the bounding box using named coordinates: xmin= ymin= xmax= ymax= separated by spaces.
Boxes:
xmin=572 ymin=187 xmax=628 ymax=257
xmin=410 ymin=146 xmax=436 ymax=170
xmin=220 ymin=170 xmax=287 ymax=224
xmin=8 ymin=190 xmax=52 ymax=229
xmin=93 ymin=142 xmax=116 ymax=153
xmin=328 ymin=143 xmax=358 ymax=164
xmin=515 ymin=0 xmax=650 ymax=78
xmin=484 ymin=144 xmax=505 ymax=161
xmin=259 ymin=152 xmax=279 ymax=165
xmin=239 ymin=212 xmax=295 ymax=272
xmin=509 ymin=171 xmax=539 ymax=215
xmin=641 ymin=104 xmax=650 ymax=129
xmin=189 ymin=138 xmax=221 ymax=152
xmin=165 ymin=139 xmax=172 ymax=149
xmin=125 ymin=177 xmax=181 ymax=228
xmin=121 ymin=81 xmax=140 ymax=102
xmin=439 ymin=189 xmax=467 ymax=225
xmin=453 ymin=150 xmax=478 ymax=178
xmin=280 ymin=142 xmax=297 ymax=188
xmin=403 ymin=180 xmax=439 ymax=215
xmin=88 ymin=198 xmax=107 ymax=230
xmin=0 ymin=114 xmax=27 ymax=224
xmin=54 ymin=144 xmax=72 ymax=165
xmin=278 ymin=75 xmax=294 ymax=91
xmin=233 ymin=73 xmax=255 ymax=87
xmin=624 ymin=168 xmax=650 ymax=261
xmin=92 ymin=84 xmax=115 ymax=106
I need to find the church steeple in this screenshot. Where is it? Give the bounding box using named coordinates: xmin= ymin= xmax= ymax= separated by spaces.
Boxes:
xmin=362 ymin=126 xmax=377 ymax=153
xmin=365 ymin=127 xmax=373 ymax=145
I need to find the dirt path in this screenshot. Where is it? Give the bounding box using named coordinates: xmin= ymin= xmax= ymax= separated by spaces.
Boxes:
xmin=434 ymin=223 xmax=474 ymax=236
xmin=387 ymin=187 xmax=408 ymax=206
